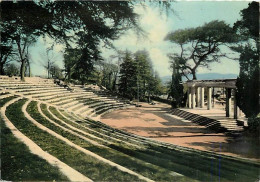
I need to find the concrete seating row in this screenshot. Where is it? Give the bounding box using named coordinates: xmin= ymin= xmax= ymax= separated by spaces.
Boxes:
xmin=0 ymin=78 xmax=131 ymax=119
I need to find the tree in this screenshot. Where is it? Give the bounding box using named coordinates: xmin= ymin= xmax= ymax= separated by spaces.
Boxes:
xmin=147 ymin=71 xmax=164 ymax=101
xmin=0 ymin=1 xmax=141 ymax=80
xmin=1 ymin=21 xmax=36 ymax=80
xmin=1 ymin=2 xmax=45 ymax=80
xmin=165 ymin=20 xmax=237 ymax=80
xmin=118 ymin=51 xmax=137 ymax=100
xmin=97 ymin=61 xmax=118 ymax=90
xmin=49 ymin=64 xmax=64 ymax=79
xmin=63 ymin=48 xmax=81 ymax=81
xmin=9 ymin=35 xmax=36 ymax=80
xmin=168 ymin=58 xmax=185 ymax=108
xmin=1 ymin=1 xmax=173 ymax=82
xmin=233 ymin=2 xmax=259 ymax=118
xmin=0 ymin=32 xmax=14 ymax=75
xmin=4 ymin=63 xmax=19 ymax=77
xmin=40 ymin=48 xmax=57 ymax=79
xmin=118 ymin=50 xmax=163 ymax=101
xmin=134 ymin=50 xmax=153 ymax=101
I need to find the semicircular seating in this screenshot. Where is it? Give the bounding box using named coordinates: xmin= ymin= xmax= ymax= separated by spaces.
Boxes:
xmin=1 ymin=76 xmax=259 ymax=182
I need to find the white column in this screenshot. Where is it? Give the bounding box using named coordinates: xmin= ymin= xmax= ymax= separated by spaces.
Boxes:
xmin=196 ymin=87 xmax=200 ymax=107
xmin=188 ymin=87 xmax=191 ymax=108
xmin=191 ymin=87 xmax=196 ymax=108
xmin=200 ymin=87 xmax=204 ymax=108
xmin=225 ymin=88 xmax=232 ymax=117
xmin=212 ymin=88 xmax=215 ymax=108
xmin=207 ymin=87 xmax=212 ymax=110
xmin=233 ymin=89 xmax=238 ymax=119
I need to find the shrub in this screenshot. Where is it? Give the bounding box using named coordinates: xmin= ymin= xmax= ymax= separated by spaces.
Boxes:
xmin=246 ymin=117 xmax=260 ymax=137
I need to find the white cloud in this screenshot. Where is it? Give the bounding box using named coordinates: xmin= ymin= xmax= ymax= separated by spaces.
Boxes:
xmin=102 ymin=6 xmax=172 ymax=78
xmin=140 ymin=7 xmax=168 ymax=43
xmin=34 ymin=2 xmax=245 ymax=78
xmin=150 ymin=48 xmax=171 ymax=77
xmin=53 ymin=44 xmax=65 ymax=53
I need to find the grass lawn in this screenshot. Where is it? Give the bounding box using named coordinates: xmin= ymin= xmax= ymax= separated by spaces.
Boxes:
xmin=0 ymin=97 xmax=68 ymax=181
xmin=6 ymin=99 xmax=143 ymax=181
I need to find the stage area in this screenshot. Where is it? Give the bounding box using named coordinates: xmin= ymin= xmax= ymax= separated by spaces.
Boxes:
xmin=101 ymin=102 xmax=259 ymax=162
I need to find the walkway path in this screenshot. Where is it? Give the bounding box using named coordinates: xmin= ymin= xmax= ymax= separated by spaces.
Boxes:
xmin=101 ymin=102 xmax=260 ymax=162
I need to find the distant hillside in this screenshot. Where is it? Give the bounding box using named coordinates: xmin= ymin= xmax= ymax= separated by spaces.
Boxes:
xmin=161 ymin=73 xmax=238 ymax=84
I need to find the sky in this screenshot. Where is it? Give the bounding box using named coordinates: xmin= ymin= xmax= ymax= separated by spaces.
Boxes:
xmin=29 ymin=1 xmax=250 ymax=78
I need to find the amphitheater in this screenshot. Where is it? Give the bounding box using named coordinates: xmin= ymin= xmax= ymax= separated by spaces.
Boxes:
xmin=1 ymin=76 xmax=259 ymax=181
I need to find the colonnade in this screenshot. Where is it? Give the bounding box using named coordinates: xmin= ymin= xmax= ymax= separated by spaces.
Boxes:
xmin=187 ymin=86 xmax=239 ymax=119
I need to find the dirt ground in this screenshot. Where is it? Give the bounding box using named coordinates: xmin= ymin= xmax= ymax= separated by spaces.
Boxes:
xmin=101 ymin=102 xmax=260 ymax=162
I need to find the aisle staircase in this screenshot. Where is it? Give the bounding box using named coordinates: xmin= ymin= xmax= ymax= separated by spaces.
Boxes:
xmin=171 ymin=109 xmax=244 ymax=134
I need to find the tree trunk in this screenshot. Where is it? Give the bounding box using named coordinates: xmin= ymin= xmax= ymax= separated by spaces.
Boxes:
xmin=148 ymin=90 xmax=151 ymax=103
xmin=68 ymin=68 xmax=71 ymax=81
xmin=20 ymin=59 xmax=26 ymax=81
xmin=112 ymin=72 xmax=117 ymax=91
xmin=108 ymin=72 xmax=112 ymax=90
xmin=47 ymin=61 xmax=50 ymax=78
xmin=0 ymin=62 xmax=5 ymax=75
xmin=191 ymin=69 xmax=197 ymax=80
xmin=28 ymin=60 xmax=31 ymax=77
xmin=143 ymin=80 xmax=146 ymax=100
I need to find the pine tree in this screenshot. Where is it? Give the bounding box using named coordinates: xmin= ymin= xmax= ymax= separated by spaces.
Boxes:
xmin=234 ymin=2 xmax=259 ymax=118
xmin=118 ymin=51 xmax=137 ymax=100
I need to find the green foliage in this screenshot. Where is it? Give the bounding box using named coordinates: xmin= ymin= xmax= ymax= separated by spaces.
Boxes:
xmin=165 ymin=20 xmax=237 ymax=106
xmin=118 ymin=51 xmax=137 ymax=99
xmin=134 ymin=50 xmax=152 ymax=100
xmin=49 ymin=64 xmax=64 ymax=79
xmin=1 ymin=1 xmax=39 ymax=79
xmin=148 ymin=72 xmax=164 ymax=97
xmin=167 ymin=58 xmax=185 ymax=108
xmin=233 ymin=2 xmax=259 ymax=40
xmin=247 ymin=117 xmax=260 ymax=137
xmin=236 ymin=45 xmax=259 ymax=117
xmin=234 ymin=2 xmax=259 ymax=118
xmin=0 ymin=1 xmax=140 ymax=80
xmin=0 ymin=33 xmax=14 ymax=75
xmin=169 ymin=75 xmax=184 ymax=108
xmin=4 ymin=63 xmax=19 ymax=77
xmin=96 ymin=61 xmax=118 ymax=90
xmin=63 ymin=48 xmax=81 ymax=81
xmin=118 ymin=50 xmax=163 ymax=100
xmin=165 ymin=20 xmax=237 ymax=80
xmin=0 ymin=1 xmax=173 ymax=83
xmin=63 ymin=47 xmax=97 ymax=84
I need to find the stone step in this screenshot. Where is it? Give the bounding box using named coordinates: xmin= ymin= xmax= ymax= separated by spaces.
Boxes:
xmin=171 ymin=109 xmax=244 ymax=133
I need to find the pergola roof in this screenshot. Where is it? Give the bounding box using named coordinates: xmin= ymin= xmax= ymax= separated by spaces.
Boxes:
xmin=184 ymin=79 xmax=237 ymax=88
